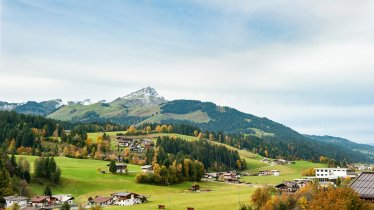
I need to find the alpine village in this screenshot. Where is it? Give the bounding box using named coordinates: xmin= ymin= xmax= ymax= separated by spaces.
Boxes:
xmin=0 ymin=87 xmax=374 ymax=210
xmin=2 ymin=1 xmax=374 ymax=210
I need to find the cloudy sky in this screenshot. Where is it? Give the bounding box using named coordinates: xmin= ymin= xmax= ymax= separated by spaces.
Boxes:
xmin=1 ymin=0 xmax=374 ymax=143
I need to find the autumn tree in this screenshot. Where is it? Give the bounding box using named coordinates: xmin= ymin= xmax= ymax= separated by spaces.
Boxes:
xmin=251 ymin=187 xmax=272 ymax=209
xmin=160 ymin=125 xmax=168 ymax=133
xmin=193 ymin=130 xmax=199 ymax=137
xmin=197 ymin=132 xmax=204 ymax=140
xmin=146 ymin=126 xmax=152 ymax=134
xmin=308 ymin=187 xmax=370 ymax=210
xmin=127 ymin=125 xmax=137 ymax=135
xmin=167 ymin=125 xmax=173 ymax=133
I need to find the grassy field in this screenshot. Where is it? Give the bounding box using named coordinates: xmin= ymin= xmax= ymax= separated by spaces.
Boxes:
xmin=241 ymin=161 xmax=327 ymax=184
xmin=20 ymin=156 xmax=254 ymax=210
xmin=87 ymin=131 xmax=327 ymax=184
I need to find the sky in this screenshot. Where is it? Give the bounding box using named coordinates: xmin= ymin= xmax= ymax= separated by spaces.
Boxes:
xmin=1 ymin=0 xmax=374 ymax=143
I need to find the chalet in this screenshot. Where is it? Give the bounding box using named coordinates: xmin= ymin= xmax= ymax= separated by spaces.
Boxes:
xmin=142 ymin=139 xmax=153 ymax=147
xmin=92 ymin=196 xmax=114 ymax=206
xmin=31 ymin=196 xmax=58 ymax=207
xmin=271 ymin=170 xmax=280 ymax=176
xmin=3 ymin=196 xmax=28 ymax=208
xmin=258 ymin=170 xmax=271 ymax=176
xmin=107 ymin=163 xmax=127 ymax=173
xmin=294 ymin=178 xmax=312 ymax=188
xmin=349 ymin=172 xmax=374 ymax=201
xmin=111 ymin=192 xmax=147 ymax=206
xmin=315 ymin=167 xmax=356 ymax=181
xmin=275 ymin=181 xmax=300 ymax=193
xmin=116 ymin=137 xmax=134 ymax=147
xmin=141 ymin=165 xmax=154 ymax=173
xmin=273 ymin=159 xmax=287 ymax=165
xmin=53 ymin=194 xmax=75 ymax=204
xmin=204 ymin=172 xmax=218 ymax=179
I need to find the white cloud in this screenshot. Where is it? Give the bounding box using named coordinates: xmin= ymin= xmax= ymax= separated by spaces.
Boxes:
xmin=1 ymin=0 xmax=374 ymax=143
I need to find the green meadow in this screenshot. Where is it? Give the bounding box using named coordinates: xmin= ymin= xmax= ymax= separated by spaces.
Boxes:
xmin=33 ymin=132 xmax=327 ymax=209
xmin=20 ymin=155 xmax=255 ymax=210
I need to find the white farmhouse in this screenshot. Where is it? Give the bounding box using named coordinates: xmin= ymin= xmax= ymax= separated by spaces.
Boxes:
xmin=53 ymin=194 xmax=75 ymax=204
xmin=111 ymin=192 xmax=147 ymax=206
xmin=315 ymin=167 xmax=356 ymax=181
xmin=4 ymin=196 xmax=28 ymax=208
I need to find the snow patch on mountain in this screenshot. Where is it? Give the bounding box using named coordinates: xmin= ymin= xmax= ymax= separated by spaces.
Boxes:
xmin=115 ymin=87 xmax=167 ymax=106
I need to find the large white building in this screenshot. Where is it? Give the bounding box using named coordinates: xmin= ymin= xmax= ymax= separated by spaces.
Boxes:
xmin=3 ymin=196 xmax=28 ymax=208
xmin=315 ymin=168 xmax=356 ymax=180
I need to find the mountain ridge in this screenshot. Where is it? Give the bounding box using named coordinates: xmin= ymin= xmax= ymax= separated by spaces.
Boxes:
xmin=2 ymin=87 xmax=373 ymax=163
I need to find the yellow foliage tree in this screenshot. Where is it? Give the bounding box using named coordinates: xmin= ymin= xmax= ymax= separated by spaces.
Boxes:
xmin=167 ymin=125 xmax=173 ymax=133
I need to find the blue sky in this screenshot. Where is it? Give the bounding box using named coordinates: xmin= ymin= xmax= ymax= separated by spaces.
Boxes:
xmin=1 ymin=0 xmax=374 ymax=143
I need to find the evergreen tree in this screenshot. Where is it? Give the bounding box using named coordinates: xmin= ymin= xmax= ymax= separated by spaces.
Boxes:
xmin=0 ymin=157 xmax=13 ymax=197
xmin=109 ymin=160 xmax=117 ymax=174
xmin=336 ymin=177 xmax=342 ymax=187
xmin=44 ymin=185 xmax=52 ymax=196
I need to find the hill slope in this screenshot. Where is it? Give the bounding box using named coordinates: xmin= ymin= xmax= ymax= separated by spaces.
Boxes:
xmin=306 ymin=135 xmax=374 ymax=159
xmin=4 ymin=87 xmax=374 ymax=163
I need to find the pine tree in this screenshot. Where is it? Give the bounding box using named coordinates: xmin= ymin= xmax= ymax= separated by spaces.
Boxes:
xmin=44 ymin=185 xmax=52 ymax=196
xmin=109 ymin=160 xmax=117 ymax=174
xmin=0 ymin=157 xmax=13 ymax=197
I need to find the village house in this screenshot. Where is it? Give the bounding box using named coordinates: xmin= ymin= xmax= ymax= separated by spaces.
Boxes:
xmin=293 ymin=178 xmax=312 ymax=188
xmin=258 ymin=170 xmax=271 ymax=176
xmin=111 ymin=192 xmax=147 ymax=206
xmin=275 ymin=181 xmax=300 ymax=193
xmin=141 ymin=139 xmax=153 ymax=148
xmin=315 ymin=167 xmax=356 ymax=181
xmin=260 ymin=158 xmax=271 ymax=163
xmin=107 ymin=163 xmax=127 ymax=173
xmin=3 ymin=196 xmax=28 ymax=208
xmin=30 ymin=195 xmax=58 ymax=208
xmin=92 ymin=196 xmax=114 ymax=206
xmin=141 ymin=165 xmax=153 ymax=173
xmin=204 ymin=172 xmax=218 ymax=179
xmin=53 ymin=194 xmax=75 ymax=205
xmin=273 ymin=159 xmax=295 ymax=165
xmin=349 ymin=172 xmax=374 ymax=201
xmin=116 ymin=137 xmax=134 ymax=147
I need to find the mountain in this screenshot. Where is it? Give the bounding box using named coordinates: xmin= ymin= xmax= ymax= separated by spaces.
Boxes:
xmin=0 ymin=99 xmax=64 ymax=116
xmin=306 ymin=135 xmax=374 ymax=159
xmin=111 ymin=86 xmax=167 ymax=107
xmin=0 ymin=101 xmax=18 ymax=110
xmin=3 ymin=87 xmax=374 ymax=163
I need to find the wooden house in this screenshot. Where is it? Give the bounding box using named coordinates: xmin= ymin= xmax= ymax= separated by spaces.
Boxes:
xmin=111 ymin=192 xmax=147 ymax=206
xmin=275 ymin=181 xmax=300 ymax=193
xmin=92 ymin=196 xmax=114 ymax=206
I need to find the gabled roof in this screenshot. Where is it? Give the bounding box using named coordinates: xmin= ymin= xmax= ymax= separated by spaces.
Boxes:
xmin=53 ymin=194 xmax=74 ymax=202
xmin=31 ymin=196 xmax=50 ymax=203
xmin=349 ymin=172 xmax=374 ymax=198
xmin=93 ymin=196 xmax=113 ymax=204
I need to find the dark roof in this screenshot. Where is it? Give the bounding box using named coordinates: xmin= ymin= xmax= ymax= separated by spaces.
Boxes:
xmin=349 ymin=172 xmax=374 ymax=198
xmin=276 ymin=181 xmax=299 ymax=188
xmin=93 ymin=196 xmax=113 ymax=204
xmin=31 ymin=196 xmax=49 ymax=203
